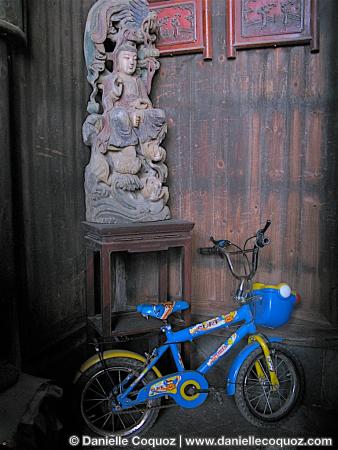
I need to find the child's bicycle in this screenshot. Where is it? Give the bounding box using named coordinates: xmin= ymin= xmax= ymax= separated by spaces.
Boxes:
xmin=74 ymin=220 xmax=304 ymax=437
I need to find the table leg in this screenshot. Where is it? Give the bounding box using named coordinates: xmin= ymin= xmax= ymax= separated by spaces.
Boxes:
xmin=182 ymin=240 xmax=192 ymax=368
xmin=158 ymin=251 xmax=168 ymax=303
xmin=86 ymin=248 xmax=95 ymax=316
xmin=101 ymin=247 xmax=112 ymax=337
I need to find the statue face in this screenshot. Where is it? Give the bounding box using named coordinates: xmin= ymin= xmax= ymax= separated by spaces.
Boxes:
xmin=117 ymin=50 xmax=137 ymax=75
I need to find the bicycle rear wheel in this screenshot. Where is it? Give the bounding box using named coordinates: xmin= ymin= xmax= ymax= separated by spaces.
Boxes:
xmin=234 ymin=343 xmax=304 ymax=427
xmin=75 ymin=357 xmax=160 ymax=437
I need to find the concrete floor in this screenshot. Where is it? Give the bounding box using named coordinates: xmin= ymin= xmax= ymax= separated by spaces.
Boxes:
xmin=59 ymin=392 xmax=336 ymax=450
xmin=147 ymin=396 xmax=337 ymax=450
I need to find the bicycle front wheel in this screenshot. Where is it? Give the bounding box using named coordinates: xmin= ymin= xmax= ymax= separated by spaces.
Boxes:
xmin=234 ymin=343 xmax=304 ymax=427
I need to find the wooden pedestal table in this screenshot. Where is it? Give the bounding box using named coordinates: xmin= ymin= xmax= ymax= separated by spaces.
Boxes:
xmin=83 ymin=219 xmax=194 ymax=365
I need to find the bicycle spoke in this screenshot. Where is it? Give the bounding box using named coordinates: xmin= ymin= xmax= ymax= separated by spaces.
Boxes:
xmin=92 ymin=411 xmax=112 ymax=424
xmin=118 ymin=370 xmax=122 ymax=395
xmin=253 ymin=394 xmax=264 ymax=410
xmin=278 ymin=376 xmax=292 ymax=383
xmin=246 ymin=384 xmax=262 ymax=391
xmin=248 ymin=391 xmax=265 ymax=403
xmin=96 ymin=378 xmax=108 ymax=397
xmin=247 ymin=377 xmax=262 ymax=383
xmin=267 ymin=390 xmax=273 ymax=413
xmin=277 ymin=390 xmax=287 ymax=402
xmin=126 ymin=412 xmax=138 ymax=425
xmin=260 ymin=363 xmax=269 ymax=381
xmin=274 ymin=359 xmax=284 ymax=371
xmin=127 ymin=413 xmax=139 ymax=426
xmin=85 ymin=398 xmax=107 ymax=413
xmin=117 ymin=413 xmax=128 ymax=429
xmin=102 ymin=412 xmax=113 ymax=429
xmin=262 ymin=389 xmax=272 ymax=415
xmin=87 ymin=386 xmax=106 ymax=399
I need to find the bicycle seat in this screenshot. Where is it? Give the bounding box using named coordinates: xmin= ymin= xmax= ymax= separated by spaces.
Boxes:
xmin=136 ymin=300 xmax=190 ymax=320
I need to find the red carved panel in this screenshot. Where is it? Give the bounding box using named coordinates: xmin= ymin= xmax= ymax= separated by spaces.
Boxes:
xmin=154 ymin=2 xmax=196 ymax=45
xmin=226 ymin=0 xmax=319 ymax=58
xmin=241 ymin=0 xmax=305 ymax=37
xmin=150 ymin=0 xmax=212 ymax=59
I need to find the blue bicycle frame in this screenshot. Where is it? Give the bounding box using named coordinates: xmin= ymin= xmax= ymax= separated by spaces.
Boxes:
xmin=115 ymin=303 xmax=278 ymax=410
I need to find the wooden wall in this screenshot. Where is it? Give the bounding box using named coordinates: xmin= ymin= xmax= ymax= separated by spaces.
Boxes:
xmin=152 ymin=0 xmax=338 ymax=324
xmin=10 ymin=0 xmax=91 ymax=366
xmin=0 ymin=39 xmax=17 ymax=362
xmin=6 ymin=0 xmax=338 ymax=367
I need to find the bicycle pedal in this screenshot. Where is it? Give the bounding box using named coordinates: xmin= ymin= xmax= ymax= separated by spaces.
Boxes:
xmin=196 ymin=387 xmax=224 ymax=404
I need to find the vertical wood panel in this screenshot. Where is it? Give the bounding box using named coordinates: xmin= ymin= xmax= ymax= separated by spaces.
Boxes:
xmin=0 ymin=39 xmax=17 ymax=362
xmin=10 ymin=0 xmax=96 ymax=361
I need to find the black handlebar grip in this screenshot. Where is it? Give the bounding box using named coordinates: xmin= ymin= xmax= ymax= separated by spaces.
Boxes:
xmin=256 ymin=220 xmax=272 ymax=247
xmin=256 ymin=235 xmax=270 ymax=248
xmin=256 ymin=235 xmax=264 ymax=248
xmin=261 ymin=219 xmax=272 ymax=234
xmin=199 ymin=247 xmax=218 ymax=255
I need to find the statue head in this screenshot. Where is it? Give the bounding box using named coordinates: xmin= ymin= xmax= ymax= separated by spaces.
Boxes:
xmin=115 ymin=43 xmax=138 ymax=75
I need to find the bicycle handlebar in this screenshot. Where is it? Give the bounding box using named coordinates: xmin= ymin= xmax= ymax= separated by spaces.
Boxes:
xmin=198 ymin=220 xmax=272 ymax=282
xmin=199 ymin=247 xmax=218 ymax=255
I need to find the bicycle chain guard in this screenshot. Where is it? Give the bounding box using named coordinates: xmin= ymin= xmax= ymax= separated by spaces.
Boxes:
xmin=118 ymin=370 xmax=209 ymax=410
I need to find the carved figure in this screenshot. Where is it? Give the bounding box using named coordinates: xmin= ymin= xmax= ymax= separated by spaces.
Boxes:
xmin=83 ymin=0 xmax=170 ymax=223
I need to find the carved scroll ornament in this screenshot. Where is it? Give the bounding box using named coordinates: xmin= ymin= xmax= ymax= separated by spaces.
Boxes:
xmin=83 ymin=0 xmax=170 ymax=223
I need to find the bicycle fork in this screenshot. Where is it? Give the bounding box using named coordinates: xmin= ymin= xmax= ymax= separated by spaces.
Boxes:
xmin=248 ymin=334 xmax=280 ymax=390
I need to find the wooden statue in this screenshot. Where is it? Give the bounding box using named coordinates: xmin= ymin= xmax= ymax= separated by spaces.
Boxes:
xmin=83 ymin=0 xmax=170 ymax=223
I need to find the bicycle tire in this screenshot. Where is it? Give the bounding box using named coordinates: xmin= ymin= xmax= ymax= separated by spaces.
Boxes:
xmin=234 ymin=342 xmax=304 ymax=427
xmin=74 ymin=357 xmax=160 ymax=438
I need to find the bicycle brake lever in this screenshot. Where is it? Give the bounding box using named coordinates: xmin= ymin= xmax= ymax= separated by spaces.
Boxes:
xmin=216 ymin=240 xmax=231 ymax=248
xmin=210 ymin=237 xmax=231 ymax=248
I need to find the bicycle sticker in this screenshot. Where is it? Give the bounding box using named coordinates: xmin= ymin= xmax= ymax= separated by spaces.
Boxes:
xmin=160 ymin=302 xmax=175 ymax=319
xmin=206 ymin=333 xmax=237 ymax=366
xmin=189 ymin=311 xmax=237 ymax=335
xmin=149 ymin=375 xmax=181 ymax=396
xmin=266 ymin=355 xmax=274 ymax=372
xmin=178 ymin=352 xmax=184 ymax=369
xmin=222 ymin=311 xmax=237 ymax=323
